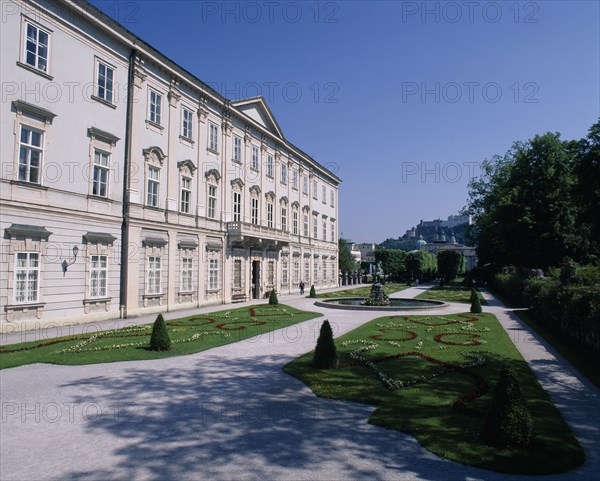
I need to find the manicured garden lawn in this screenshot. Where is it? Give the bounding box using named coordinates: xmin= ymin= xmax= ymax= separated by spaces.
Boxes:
xmin=0 ymin=304 xmax=321 ymax=370
xmin=315 ymin=283 xmax=409 ymax=299
xmin=417 ymin=282 xmax=486 ymax=304
xmin=284 ymin=312 xmax=584 ymax=474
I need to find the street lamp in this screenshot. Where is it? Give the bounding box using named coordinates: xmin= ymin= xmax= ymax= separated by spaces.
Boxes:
xmin=62 ymin=245 xmax=79 ymax=276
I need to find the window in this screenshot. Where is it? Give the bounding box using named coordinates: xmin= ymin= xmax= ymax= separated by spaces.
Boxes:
xmin=147 ymin=256 xmax=161 ymax=294
xmin=322 ymin=185 xmax=327 ymax=203
xmin=267 ymin=202 xmax=274 ymax=228
xmin=303 ymin=213 xmax=309 ymax=237
xmin=18 ymin=125 xmax=43 ymax=184
xmin=281 ymin=206 xmax=288 ymax=231
xmin=323 ymin=219 xmax=327 ymax=241
xmin=149 ymin=90 xmax=162 ymax=125
xmin=292 ymin=170 xmax=298 ymax=190
xmin=293 ymin=259 xmax=300 ymax=284
xmin=24 ymin=22 xmax=49 ymax=72
xmin=92 ymin=150 xmax=110 ymax=197
xmin=304 ymin=260 xmax=310 ymax=284
xmin=96 ymin=61 xmax=114 ymax=103
xmin=282 ymin=259 xmax=288 ymax=285
xmin=208 ymin=122 xmax=218 ymax=152
xmin=251 ymin=197 xmax=259 ymax=225
xmin=292 ymin=209 xmax=298 ymax=235
xmin=180 ymin=177 xmax=191 ymax=213
xmin=314 ymin=260 xmax=318 ymax=283
xmin=251 ymin=146 xmax=259 ymax=170
xmin=267 ymin=261 xmax=274 ymax=285
xmin=208 ymin=259 xmax=219 ymax=290
xmin=233 ymin=259 xmax=242 ymax=288
xmin=331 ymin=189 xmax=335 ymax=207
xmin=267 ymin=154 xmax=274 ymax=177
xmin=313 ymin=180 xmax=318 ymax=199
xmin=313 ymin=215 xmax=318 ymax=238
xmin=147 ymin=166 xmax=160 ymax=207
xmin=207 ymin=184 xmax=217 ymax=219
xmin=14 ymin=252 xmax=39 ymax=304
xmin=331 ymin=220 xmax=336 ymax=242
xmin=281 ymin=163 xmax=287 ymax=184
xmin=181 ymin=257 xmax=193 ymax=292
xmin=303 ymin=175 xmax=308 ymax=195
xmin=233 ymin=135 xmax=242 ymax=162
xmin=89 ymin=255 xmax=107 ymax=298
xmin=233 ymin=191 xmax=241 ymax=222
xmin=182 ymin=108 xmax=193 ymax=139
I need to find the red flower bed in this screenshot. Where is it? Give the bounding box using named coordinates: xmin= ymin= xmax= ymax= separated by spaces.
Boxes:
xmin=434 ymin=332 xmax=481 ymax=346
xmin=371 ymin=328 xmax=418 ymax=342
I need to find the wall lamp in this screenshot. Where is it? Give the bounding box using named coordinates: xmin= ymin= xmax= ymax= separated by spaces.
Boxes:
xmin=62 ymin=245 xmax=79 ymax=276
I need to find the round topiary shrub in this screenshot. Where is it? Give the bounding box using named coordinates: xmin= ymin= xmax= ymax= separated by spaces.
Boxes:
xmin=149 ymin=313 xmax=171 ymax=351
xmin=309 ymin=285 xmax=316 ymax=298
xmin=483 ymin=365 xmax=533 ymax=448
xmin=269 ymin=289 xmax=279 ymax=305
xmin=313 ymin=320 xmax=338 ymax=369
xmin=470 ymin=291 xmax=483 ymax=313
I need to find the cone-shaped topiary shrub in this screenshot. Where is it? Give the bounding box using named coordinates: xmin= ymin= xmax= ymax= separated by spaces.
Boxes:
xmin=309 ymin=285 xmax=316 ymax=298
xmin=313 ymin=320 xmax=338 ymax=369
xmin=269 ymin=289 xmax=279 ymax=305
xmin=483 ymin=365 xmax=533 ymax=448
xmin=470 ymin=288 xmax=478 ymax=303
xmin=470 ymin=291 xmax=482 ymax=313
xmin=149 ymin=313 xmax=171 ymax=351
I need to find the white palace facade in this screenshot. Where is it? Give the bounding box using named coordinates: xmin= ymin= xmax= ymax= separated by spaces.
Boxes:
xmin=0 ymin=0 xmax=340 ymax=331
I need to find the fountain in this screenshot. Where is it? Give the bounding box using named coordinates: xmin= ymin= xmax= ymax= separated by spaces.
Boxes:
xmin=314 ymin=262 xmax=448 ymax=311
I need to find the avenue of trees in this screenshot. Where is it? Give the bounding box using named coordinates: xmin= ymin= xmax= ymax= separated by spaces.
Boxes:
xmin=466 ymin=120 xmax=600 ymax=355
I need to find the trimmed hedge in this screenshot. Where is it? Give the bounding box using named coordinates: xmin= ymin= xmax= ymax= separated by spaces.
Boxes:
xmin=269 ymin=289 xmax=279 ymax=305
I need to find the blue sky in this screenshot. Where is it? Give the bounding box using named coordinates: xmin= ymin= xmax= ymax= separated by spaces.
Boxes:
xmin=95 ymin=0 xmax=599 ymax=243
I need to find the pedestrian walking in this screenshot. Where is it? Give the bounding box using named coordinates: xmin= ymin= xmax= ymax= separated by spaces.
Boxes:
xmin=299 ymin=281 xmax=305 ymax=295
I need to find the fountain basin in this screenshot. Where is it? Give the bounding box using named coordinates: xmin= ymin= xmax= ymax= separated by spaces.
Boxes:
xmin=314 ymin=297 xmax=448 ymax=311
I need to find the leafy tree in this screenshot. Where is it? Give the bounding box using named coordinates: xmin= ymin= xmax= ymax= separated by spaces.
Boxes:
xmin=149 ymin=313 xmax=171 ymax=351
xmin=339 ymin=238 xmax=358 ymax=273
xmin=437 ymin=250 xmax=466 ymax=283
xmin=269 ymin=289 xmax=279 ymax=305
xmin=466 ymin=131 xmax=583 ymax=269
xmin=375 ymin=249 xmax=407 ymax=281
xmin=483 ymin=365 xmax=533 ymax=448
xmin=313 ymin=320 xmax=338 ymax=369
xmin=406 ymin=250 xmax=437 ymax=283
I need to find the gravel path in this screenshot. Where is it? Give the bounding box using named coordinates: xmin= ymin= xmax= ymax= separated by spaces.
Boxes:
xmin=1 ymin=285 xmax=598 ymax=481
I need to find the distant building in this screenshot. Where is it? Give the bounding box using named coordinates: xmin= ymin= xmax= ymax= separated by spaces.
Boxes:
xmin=356 ymin=243 xmax=376 ymax=263
xmin=344 ymin=242 xmax=362 ymax=264
xmin=440 ymin=215 xmax=472 ymax=229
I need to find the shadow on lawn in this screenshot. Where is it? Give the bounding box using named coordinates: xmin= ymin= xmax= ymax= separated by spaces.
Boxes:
xmin=50 ymin=352 xmax=576 ymax=481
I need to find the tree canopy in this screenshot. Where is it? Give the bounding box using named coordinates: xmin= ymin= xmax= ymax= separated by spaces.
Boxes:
xmin=466 ymin=120 xmax=600 ymax=270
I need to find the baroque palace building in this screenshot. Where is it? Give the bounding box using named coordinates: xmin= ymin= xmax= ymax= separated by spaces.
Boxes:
xmin=0 ymin=0 xmax=340 ymax=330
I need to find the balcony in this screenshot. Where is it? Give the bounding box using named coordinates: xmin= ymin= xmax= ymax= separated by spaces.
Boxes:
xmin=226 ymin=221 xmax=291 ymax=249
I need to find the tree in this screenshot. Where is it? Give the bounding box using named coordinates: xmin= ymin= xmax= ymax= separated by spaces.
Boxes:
xmin=406 ymin=251 xmax=437 ymax=283
xmin=466 ymin=131 xmax=584 ymax=269
xmin=483 ymin=365 xmax=533 ymax=448
xmin=269 ymin=288 xmax=279 ymax=305
xmin=375 ymin=249 xmax=407 ymax=282
xmin=313 ymin=320 xmax=338 ymax=369
xmin=437 ymin=250 xmax=466 ymax=283
xmin=149 ymin=313 xmax=171 ymax=351
xmin=309 ymin=285 xmax=316 ymax=298
xmin=339 ymin=238 xmax=358 ymax=273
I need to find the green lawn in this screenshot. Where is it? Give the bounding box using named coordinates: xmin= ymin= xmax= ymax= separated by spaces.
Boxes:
xmin=284 ymin=312 xmax=584 ymax=474
xmin=314 ymin=283 xmax=409 ymax=298
xmin=0 ymin=304 xmax=321 ymax=370
xmin=417 ymin=283 xmax=486 ymax=304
